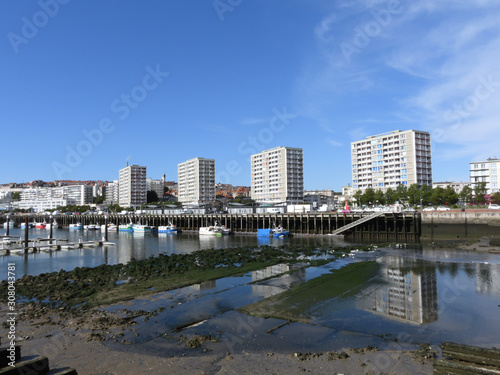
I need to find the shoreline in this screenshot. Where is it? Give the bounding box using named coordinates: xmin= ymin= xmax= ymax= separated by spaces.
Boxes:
xmin=0 ymin=302 xmax=435 ymax=375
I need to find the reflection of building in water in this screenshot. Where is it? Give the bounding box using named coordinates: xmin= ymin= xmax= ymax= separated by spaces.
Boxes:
xmin=475 ymin=264 xmax=500 ymax=295
xmin=191 ymin=280 xmax=217 ymax=291
xmin=252 ymin=264 xmax=306 ymax=298
xmin=253 ymin=264 xmax=292 ymax=281
xmin=374 ymin=259 xmax=438 ymax=325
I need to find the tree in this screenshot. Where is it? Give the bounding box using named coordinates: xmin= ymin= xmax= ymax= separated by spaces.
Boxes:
xmin=94 ymin=195 xmax=105 ymax=204
xmin=373 ymin=189 xmax=385 ymax=205
xmin=490 ymin=192 xmax=500 ymax=205
xmin=459 ymin=185 xmax=473 ymax=205
xmin=395 ymin=184 xmax=408 ymax=204
xmin=420 ymin=185 xmax=433 ymax=206
xmin=361 ymin=187 xmax=375 ymax=206
xmin=407 ymin=184 xmax=421 ymax=206
xmin=147 ymin=190 xmax=159 ymax=203
xmin=385 ymin=187 xmax=398 ymax=205
xmin=443 ymin=186 xmax=459 ymax=206
xmin=430 ymin=187 xmax=445 ymax=206
xmin=473 ymin=182 xmax=488 ymax=204
xmin=352 ymin=190 xmax=363 ymax=207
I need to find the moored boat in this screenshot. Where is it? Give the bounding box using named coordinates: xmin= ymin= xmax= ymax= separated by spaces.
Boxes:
xmin=35 ymin=222 xmax=46 ymax=229
xmin=132 ymin=224 xmax=153 ymax=233
xmin=199 ymin=221 xmax=230 ymax=236
xmin=118 ymin=222 xmax=134 ymax=232
xmin=100 ymin=223 xmax=117 ymax=231
xmin=3 ymin=222 xmax=14 ymax=229
xmin=45 ymin=220 xmax=59 ymax=230
xmin=158 ymin=222 xmax=177 ymax=234
xmin=69 ymin=222 xmax=83 ymax=230
xmin=84 ymin=224 xmax=99 ymax=231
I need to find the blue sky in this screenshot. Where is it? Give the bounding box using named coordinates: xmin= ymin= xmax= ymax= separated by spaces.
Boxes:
xmin=1 ymin=1 xmax=499 ymax=190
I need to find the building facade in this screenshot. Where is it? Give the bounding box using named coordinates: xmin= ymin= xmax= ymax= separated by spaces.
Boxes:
xmin=470 ymin=158 xmax=500 ymax=194
xmin=250 ymin=146 xmax=304 ymax=204
xmin=351 ymin=130 xmax=432 ymax=192
xmin=432 ymin=181 xmax=472 ymax=194
xmin=177 ymin=157 xmax=215 ymax=204
xmin=118 ymin=165 xmax=147 ymax=208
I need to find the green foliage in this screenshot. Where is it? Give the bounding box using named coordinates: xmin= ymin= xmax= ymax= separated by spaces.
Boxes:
xmin=384 ymin=187 xmax=397 ymax=205
xmin=93 ymin=195 xmax=105 ymax=204
xmin=473 ymin=181 xmax=488 ymax=204
xmin=459 ymin=185 xmax=473 ymax=205
xmin=147 ymin=190 xmax=159 ymax=203
xmin=11 ymin=191 xmax=20 ymax=200
xmin=490 ymin=192 xmax=500 ymax=205
xmin=361 ymin=187 xmax=375 ymax=205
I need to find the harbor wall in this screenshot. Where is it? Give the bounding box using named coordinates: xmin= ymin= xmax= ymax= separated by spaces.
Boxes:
xmin=3 ymin=212 xmax=421 ymax=242
xmin=421 ymin=211 xmax=500 ymax=241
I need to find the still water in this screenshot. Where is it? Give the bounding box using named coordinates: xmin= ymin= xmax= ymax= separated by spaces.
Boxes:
xmin=1 ymin=227 xmax=500 ymax=351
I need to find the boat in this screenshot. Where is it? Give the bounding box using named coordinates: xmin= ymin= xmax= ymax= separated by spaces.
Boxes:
xmin=45 ymin=220 xmax=59 ymax=230
xmin=199 ymin=221 xmax=230 ymax=236
xmin=118 ymin=222 xmax=134 ymax=232
xmin=272 ymin=225 xmax=290 ymax=237
xmin=257 ymin=225 xmax=290 ymax=238
xmin=84 ymin=224 xmax=99 ymax=230
xmin=158 ymin=222 xmax=177 ymax=234
xmin=100 ymin=223 xmax=117 ymax=231
xmin=35 ymin=222 xmax=46 ymax=229
xmin=132 ymin=224 xmax=153 ymax=233
xmin=20 ymin=222 xmax=36 ymax=229
xmin=69 ymin=222 xmax=83 ymax=230
xmin=3 ymin=222 xmax=14 ymax=229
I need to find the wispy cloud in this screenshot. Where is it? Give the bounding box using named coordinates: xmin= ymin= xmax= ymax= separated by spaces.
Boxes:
xmin=295 ymin=0 xmax=500 ymax=169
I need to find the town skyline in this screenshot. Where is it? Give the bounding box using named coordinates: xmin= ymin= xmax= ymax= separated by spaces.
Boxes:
xmin=2 ymin=2 xmax=499 ymax=189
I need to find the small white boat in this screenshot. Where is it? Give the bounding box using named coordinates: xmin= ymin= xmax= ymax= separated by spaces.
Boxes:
xmin=21 ymin=222 xmax=36 ymax=229
xmin=45 ymin=220 xmax=59 ymax=230
xmin=199 ymin=221 xmax=230 ymax=236
xmin=158 ymin=222 xmax=177 ymax=234
xmin=100 ymin=223 xmax=117 ymax=231
xmin=3 ymin=222 xmax=14 ymax=229
xmin=132 ymin=224 xmax=153 ymax=233
xmin=118 ymin=222 xmax=134 ymax=232
xmin=69 ymin=222 xmax=83 ymax=230
xmin=84 ymin=224 xmax=99 ymax=231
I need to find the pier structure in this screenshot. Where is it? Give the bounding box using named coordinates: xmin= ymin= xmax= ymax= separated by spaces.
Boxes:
xmin=7 ymin=212 xmax=421 ymax=242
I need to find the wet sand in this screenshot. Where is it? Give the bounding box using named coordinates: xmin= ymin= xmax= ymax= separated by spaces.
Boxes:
xmin=1 ymin=303 xmax=434 ymax=374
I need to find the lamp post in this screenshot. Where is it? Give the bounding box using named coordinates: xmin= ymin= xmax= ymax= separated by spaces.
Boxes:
xmin=104 ymin=212 xmax=109 ymax=242
xmin=49 ymin=214 xmax=53 ymax=244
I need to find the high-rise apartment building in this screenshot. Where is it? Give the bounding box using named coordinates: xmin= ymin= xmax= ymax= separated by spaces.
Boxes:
xmin=118 ymin=165 xmax=147 ymax=207
xmin=351 ymin=130 xmax=432 ymax=192
xmin=177 ymin=157 xmax=215 ymax=204
xmin=250 ymin=146 xmax=304 ymax=204
xmin=470 ymin=158 xmax=500 ymax=194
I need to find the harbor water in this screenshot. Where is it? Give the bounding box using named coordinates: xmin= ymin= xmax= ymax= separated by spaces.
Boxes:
xmin=1 ymin=227 xmax=499 ymax=352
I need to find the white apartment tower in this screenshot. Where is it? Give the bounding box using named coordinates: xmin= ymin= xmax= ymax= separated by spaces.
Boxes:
xmin=470 ymin=158 xmax=500 ymax=194
xmin=251 ymin=146 xmax=304 ymax=204
xmin=177 ymin=157 xmax=215 ymax=204
xmin=118 ymin=165 xmax=147 ymax=207
xmin=351 ymin=130 xmax=432 ymax=192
